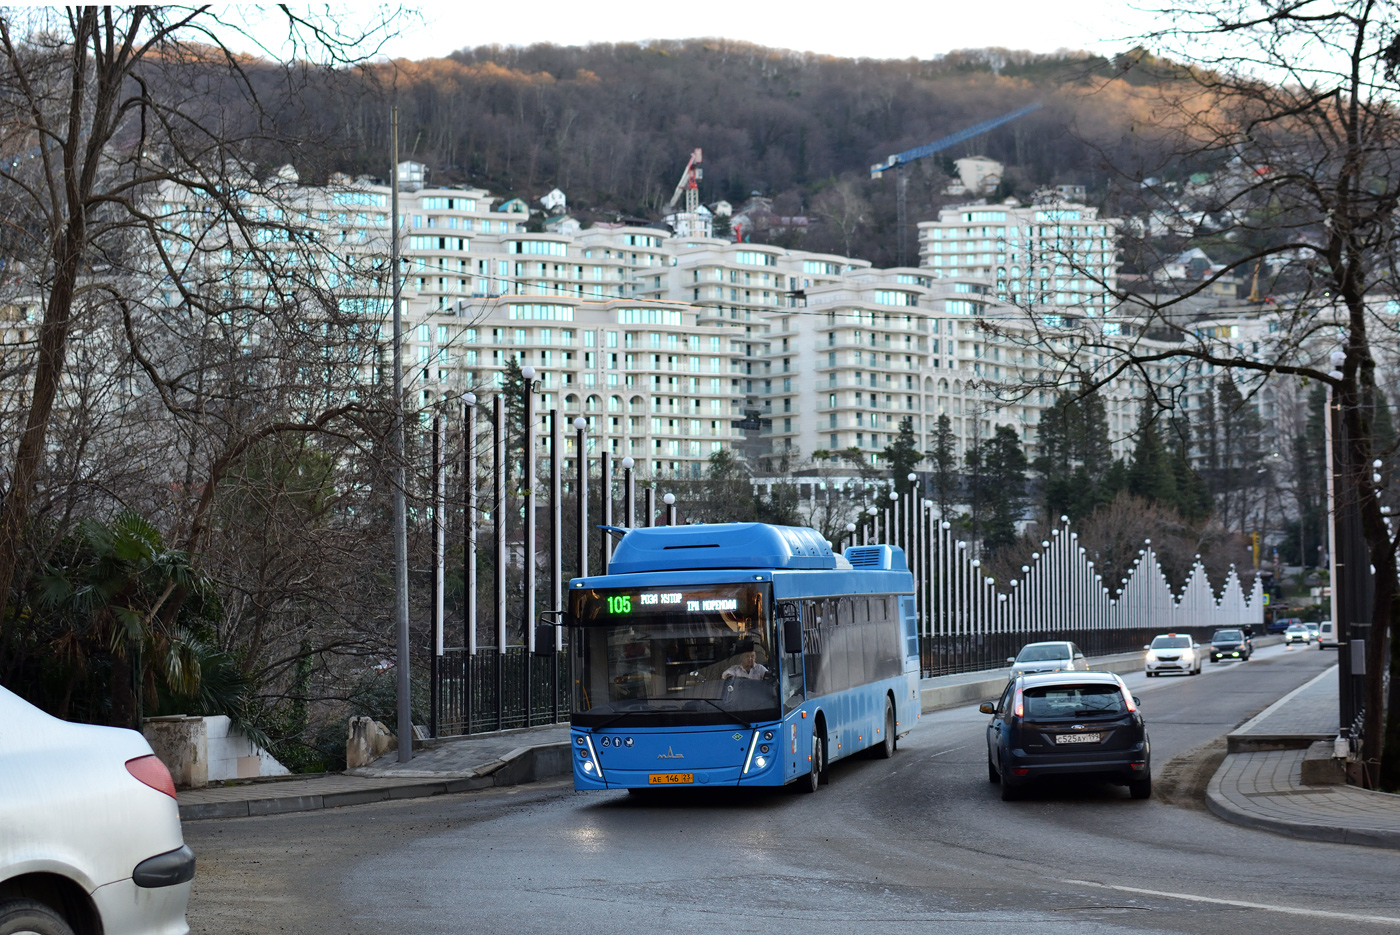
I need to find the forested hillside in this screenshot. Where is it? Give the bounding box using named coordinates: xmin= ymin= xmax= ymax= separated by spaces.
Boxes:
xmin=275 ymin=41 xmax=1183 ymax=265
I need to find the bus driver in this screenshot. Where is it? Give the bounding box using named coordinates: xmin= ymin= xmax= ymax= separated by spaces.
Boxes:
xmin=721 ymin=640 xmax=768 ymax=680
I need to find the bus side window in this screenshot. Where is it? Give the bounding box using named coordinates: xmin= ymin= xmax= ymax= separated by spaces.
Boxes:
xmin=899 ymin=595 xmax=918 ymax=659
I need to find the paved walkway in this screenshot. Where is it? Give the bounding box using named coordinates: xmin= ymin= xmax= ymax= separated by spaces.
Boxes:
xmin=1207 ymin=664 xmax=1400 ymax=848
xmin=177 ymin=725 xmax=572 ymax=821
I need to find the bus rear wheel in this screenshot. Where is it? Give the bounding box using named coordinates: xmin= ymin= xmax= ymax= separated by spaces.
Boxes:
xmin=874 ymin=697 xmax=896 ymax=759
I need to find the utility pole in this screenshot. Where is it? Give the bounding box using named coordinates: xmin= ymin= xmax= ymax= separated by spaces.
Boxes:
xmin=391 ymin=107 xmax=412 ymax=763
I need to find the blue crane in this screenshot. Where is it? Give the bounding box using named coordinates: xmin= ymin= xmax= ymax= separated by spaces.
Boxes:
xmin=870 ymin=102 xmax=1043 ymax=267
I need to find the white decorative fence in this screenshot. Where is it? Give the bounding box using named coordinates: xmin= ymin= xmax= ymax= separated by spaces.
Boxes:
xmin=866 ymin=505 xmax=1263 ymax=677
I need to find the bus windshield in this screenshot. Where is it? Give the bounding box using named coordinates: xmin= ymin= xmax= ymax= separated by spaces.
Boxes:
xmin=570 ymin=583 xmax=778 ymax=727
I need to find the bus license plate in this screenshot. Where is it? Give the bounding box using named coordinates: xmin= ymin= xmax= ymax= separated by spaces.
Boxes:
xmin=1055 ymin=733 xmax=1101 ymax=744
xmin=648 ymin=772 xmax=693 ymax=785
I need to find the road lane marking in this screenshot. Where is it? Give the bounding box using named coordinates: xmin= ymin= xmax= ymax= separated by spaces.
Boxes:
xmin=1060 ymin=878 xmax=1400 ymax=925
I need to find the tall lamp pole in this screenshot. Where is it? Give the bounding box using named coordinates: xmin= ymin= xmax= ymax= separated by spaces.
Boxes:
xmin=390 ymin=107 xmax=412 ymax=763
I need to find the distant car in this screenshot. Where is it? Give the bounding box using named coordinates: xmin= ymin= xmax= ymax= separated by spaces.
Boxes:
xmin=981 ymin=671 xmax=1151 ymax=801
xmin=1144 ymin=633 xmax=1201 ymax=677
xmin=1285 ymin=623 xmax=1313 ymax=645
xmin=1267 ymin=616 xmax=1299 ymax=635
xmin=1209 ymin=628 xmax=1252 ymax=662
xmin=0 ymin=686 xmax=194 ymax=935
xmin=1317 ymin=620 xmax=1340 ymax=650
xmin=1006 ymin=641 xmax=1087 ymax=679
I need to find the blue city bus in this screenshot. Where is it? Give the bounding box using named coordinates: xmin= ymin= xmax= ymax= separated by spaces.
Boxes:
xmin=565 ymin=522 xmax=920 ymax=792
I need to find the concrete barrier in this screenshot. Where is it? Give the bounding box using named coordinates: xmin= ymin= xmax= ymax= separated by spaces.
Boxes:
xmin=919 ymin=653 xmax=1147 ymax=714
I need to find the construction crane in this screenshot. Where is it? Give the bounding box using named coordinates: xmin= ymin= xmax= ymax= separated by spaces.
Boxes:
xmin=871 ymin=103 xmax=1043 ymax=267
xmin=668 ymin=148 xmax=703 ymax=214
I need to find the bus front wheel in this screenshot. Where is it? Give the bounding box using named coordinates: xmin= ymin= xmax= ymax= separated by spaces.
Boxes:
xmin=801 ymin=731 xmax=822 ymax=793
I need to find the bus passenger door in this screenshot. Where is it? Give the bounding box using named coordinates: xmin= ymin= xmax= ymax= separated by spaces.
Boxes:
xmin=898 ymin=595 xmax=920 ymax=730
xmin=778 ymin=600 xmax=805 ymax=715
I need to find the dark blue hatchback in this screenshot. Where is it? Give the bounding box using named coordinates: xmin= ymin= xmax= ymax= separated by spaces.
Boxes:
xmin=981 ymin=671 xmax=1150 ymax=801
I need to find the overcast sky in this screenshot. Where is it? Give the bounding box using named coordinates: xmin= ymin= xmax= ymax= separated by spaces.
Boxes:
xmin=232 ymin=2 xmax=1165 ymax=63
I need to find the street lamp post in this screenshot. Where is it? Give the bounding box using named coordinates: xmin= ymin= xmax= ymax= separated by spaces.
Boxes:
xmin=574 ymin=417 xmax=588 ymax=579
xmin=600 ymin=450 xmax=612 ymax=574
xmin=522 ymin=366 xmax=538 ymax=659
xmin=464 ymin=393 xmax=478 ymax=656
xmin=663 ymin=492 xmax=677 ymax=525
xmin=463 ymin=392 xmax=478 ymax=734
xmin=621 ymin=456 xmax=635 ymax=528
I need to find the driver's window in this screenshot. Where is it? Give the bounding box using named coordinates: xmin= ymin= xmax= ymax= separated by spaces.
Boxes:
xmin=996 ymin=682 xmax=1013 ymax=715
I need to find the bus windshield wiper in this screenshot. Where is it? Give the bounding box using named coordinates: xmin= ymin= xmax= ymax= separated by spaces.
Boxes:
xmin=588 ymin=703 xmax=660 ymax=731
xmin=697 ymin=697 xmax=754 ymax=729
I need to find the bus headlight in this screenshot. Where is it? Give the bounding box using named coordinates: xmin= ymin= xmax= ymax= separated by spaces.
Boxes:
xmin=754 ymin=756 xmax=767 ymax=769
xmin=582 ymin=760 xmax=596 ymax=774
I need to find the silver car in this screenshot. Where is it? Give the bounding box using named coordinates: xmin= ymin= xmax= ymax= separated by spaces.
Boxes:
xmin=1008 ymin=641 xmax=1087 ymax=678
xmin=0 ymin=686 xmax=194 ymax=935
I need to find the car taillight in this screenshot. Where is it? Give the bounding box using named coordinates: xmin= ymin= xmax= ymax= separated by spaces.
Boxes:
xmin=1013 ymin=688 xmax=1024 ymax=718
xmin=126 ymin=755 xmax=177 ymax=799
xmin=1122 ymin=689 xmax=1137 ymax=713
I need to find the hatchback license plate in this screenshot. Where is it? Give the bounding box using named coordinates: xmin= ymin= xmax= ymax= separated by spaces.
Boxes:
xmin=648 ymin=772 xmax=693 ymax=784
xmin=1056 ymin=733 xmax=1101 ymax=744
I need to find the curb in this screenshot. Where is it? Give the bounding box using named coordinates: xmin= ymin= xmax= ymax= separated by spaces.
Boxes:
xmin=1203 ymin=763 xmax=1400 ymax=849
xmin=178 ymin=741 xmax=571 ymax=821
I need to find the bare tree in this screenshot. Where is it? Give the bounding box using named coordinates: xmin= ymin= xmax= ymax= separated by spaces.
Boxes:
xmin=991 ymin=1 xmax=1400 ymax=786
xmin=0 ymin=8 xmax=399 ymax=709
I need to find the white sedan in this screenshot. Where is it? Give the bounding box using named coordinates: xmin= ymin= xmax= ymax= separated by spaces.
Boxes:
xmin=1285 ymin=624 xmax=1314 ymax=646
xmin=1144 ymin=633 xmax=1202 ymax=676
xmin=0 ymin=686 xmax=194 ymax=935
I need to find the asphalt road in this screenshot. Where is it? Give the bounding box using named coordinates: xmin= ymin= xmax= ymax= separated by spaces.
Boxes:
xmin=187 ymin=642 xmax=1399 ymax=934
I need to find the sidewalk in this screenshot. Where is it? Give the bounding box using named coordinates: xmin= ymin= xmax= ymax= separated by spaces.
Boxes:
xmin=1206 ymin=664 xmax=1400 ymax=848
xmin=177 ymin=726 xmax=572 ymax=821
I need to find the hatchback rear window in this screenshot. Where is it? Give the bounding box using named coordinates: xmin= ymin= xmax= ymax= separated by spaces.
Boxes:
xmin=1016 ymin=644 xmax=1070 ymax=662
xmin=1022 ymin=685 xmax=1126 ymax=718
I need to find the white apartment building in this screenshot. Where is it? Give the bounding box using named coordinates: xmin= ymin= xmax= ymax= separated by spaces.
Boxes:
xmin=139 ymin=166 xmax=1171 ymax=483
xmin=917 ymin=202 xmax=1120 ymax=317
xmin=402 ymin=297 xmax=746 ymax=479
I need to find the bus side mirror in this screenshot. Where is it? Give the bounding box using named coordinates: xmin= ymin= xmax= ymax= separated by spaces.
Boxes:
xmin=783 ymin=615 xmax=803 ymax=654
xmin=533 ymin=622 xmax=558 ymax=657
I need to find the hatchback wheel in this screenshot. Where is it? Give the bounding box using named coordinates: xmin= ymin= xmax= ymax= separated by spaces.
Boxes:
xmin=987 ymin=753 xmax=999 ymax=783
xmin=1129 ymin=776 xmax=1152 ymax=800
xmin=0 ymin=899 xmax=76 ymax=935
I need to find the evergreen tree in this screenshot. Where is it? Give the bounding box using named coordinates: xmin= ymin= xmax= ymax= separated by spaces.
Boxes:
xmin=980 ymin=425 xmax=1029 ymax=554
xmin=883 ymin=418 xmax=923 ymax=494
xmin=1033 ymin=391 xmax=1113 ymax=522
xmin=1292 ymin=382 xmax=1329 ymax=569
xmin=1127 ymin=403 xmax=1178 ymax=507
xmin=929 ymin=414 xmax=958 ymax=520
xmin=501 ymin=357 xmax=531 ymax=484
xmin=1171 ymin=437 xmax=1212 ymax=523
xmin=1209 ymin=374 xmax=1265 ymax=528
